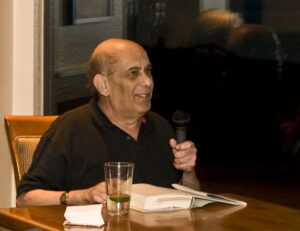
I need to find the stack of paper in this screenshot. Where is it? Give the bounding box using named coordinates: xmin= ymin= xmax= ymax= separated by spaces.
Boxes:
xmin=64 ymin=204 xmax=105 ymax=227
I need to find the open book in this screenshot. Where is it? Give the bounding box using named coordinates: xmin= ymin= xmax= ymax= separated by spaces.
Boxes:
xmin=130 ymin=183 xmax=247 ymax=212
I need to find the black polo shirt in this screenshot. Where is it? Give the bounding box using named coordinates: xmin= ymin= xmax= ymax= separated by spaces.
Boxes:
xmin=17 ymin=98 xmax=181 ymax=196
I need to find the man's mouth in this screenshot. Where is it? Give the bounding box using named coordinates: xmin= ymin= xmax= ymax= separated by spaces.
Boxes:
xmin=135 ymin=91 xmax=152 ymax=101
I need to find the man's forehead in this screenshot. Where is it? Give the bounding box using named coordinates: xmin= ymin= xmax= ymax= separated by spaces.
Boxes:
xmin=119 ymin=50 xmax=150 ymax=66
xmin=126 ymin=62 xmax=152 ymax=70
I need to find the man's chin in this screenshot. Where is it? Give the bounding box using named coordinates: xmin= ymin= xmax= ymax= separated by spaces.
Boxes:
xmin=138 ymin=104 xmax=151 ymax=115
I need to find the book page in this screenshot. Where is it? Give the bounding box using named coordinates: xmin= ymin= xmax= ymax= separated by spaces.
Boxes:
xmin=172 ymin=184 xmax=247 ymax=206
xmin=130 ymin=183 xmax=247 ymax=213
xmin=132 ymin=183 xmax=192 ymax=197
xmin=131 ymin=184 xmax=193 ymax=212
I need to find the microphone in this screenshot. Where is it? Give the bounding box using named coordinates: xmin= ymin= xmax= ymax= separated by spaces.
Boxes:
xmin=172 ymin=111 xmax=190 ymax=143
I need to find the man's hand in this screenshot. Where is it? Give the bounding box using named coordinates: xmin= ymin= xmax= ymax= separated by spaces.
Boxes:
xmin=69 ymin=181 xmax=107 ymax=204
xmin=169 ymin=138 xmax=200 ymax=190
xmin=169 ymin=138 xmax=197 ymax=171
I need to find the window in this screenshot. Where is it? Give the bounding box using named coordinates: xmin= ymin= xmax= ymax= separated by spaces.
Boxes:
xmin=72 ymin=0 xmax=112 ymax=24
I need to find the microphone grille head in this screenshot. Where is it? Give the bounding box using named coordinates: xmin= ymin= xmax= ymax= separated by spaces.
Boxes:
xmin=172 ymin=111 xmax=190 ymax=126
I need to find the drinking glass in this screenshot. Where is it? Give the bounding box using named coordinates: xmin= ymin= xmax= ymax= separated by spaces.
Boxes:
xmin=104 ymin=162 xmax=134 ymax=216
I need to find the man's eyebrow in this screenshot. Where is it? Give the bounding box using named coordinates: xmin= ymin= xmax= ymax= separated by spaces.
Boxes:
xmin=127 ymin=66 xmax=140 ymax=72
xmin=127 ymin=63 xmax=152 ymax=72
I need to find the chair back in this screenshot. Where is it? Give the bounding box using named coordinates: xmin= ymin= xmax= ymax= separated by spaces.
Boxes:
xmin=4 ymin=115 xmax=58 ymax=185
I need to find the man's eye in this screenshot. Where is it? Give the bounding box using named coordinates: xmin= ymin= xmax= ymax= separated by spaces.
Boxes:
xmin=130 ymin=70 xmax=139 ymax=75
xmin=127 ymin=70 xmax=139 ymax=79
xmin=146 ymin=68 xmax=152 ymax=76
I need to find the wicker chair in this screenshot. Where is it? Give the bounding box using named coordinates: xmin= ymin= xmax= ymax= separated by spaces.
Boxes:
xmin=4 ymin=115 xmax=58 ymax=186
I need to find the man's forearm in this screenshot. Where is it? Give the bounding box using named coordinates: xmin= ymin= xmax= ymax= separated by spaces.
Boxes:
xmin=16 ymin=182 xmax=107 ymax=207
xmin=180 ymin=168 xmax=200 ymax=190
xmin=16 ymin=189 xmax=63 ymax=207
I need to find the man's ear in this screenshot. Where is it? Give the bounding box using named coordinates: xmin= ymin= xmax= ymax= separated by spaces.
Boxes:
xmin=93 ymin=74 xmax=109 ymax=96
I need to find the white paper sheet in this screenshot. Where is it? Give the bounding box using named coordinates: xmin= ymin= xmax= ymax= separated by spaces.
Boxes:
xmin=64 ymin=204 xmax=105 ymax=227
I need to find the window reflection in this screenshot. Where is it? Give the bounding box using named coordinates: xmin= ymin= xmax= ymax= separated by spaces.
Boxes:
xmin=125 ymin=0 xmax=300 ymax=170
xmin=45 ymin=0 xmax=300 ymax=179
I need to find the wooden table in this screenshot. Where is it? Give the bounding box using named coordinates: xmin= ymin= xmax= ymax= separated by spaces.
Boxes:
xmin=0 ymin=194 xmax=300 ymax=231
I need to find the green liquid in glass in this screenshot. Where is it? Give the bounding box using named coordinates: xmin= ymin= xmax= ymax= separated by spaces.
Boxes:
xmin=109 ymin=194 xmax=130 ymax=203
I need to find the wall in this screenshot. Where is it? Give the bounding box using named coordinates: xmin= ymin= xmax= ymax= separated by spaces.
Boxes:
xmin=0 ymin=0 xmax=14 ymax=208
xmin=0 ymin=0 xmax=42 ymax=207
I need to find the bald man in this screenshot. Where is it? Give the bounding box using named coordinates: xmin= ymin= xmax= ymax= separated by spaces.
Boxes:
xmin=16 ymin=38 xmax=200 ymax=207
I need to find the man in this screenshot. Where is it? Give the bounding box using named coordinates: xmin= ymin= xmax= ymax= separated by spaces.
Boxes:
xmin=16 ymin=38 xmax=200 ymax=207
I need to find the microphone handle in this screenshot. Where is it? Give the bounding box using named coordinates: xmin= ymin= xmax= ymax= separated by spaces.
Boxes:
xmin=176 ymin=126 xmax=187 ymax=143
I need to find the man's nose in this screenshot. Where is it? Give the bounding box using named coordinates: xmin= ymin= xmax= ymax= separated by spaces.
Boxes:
xmin=141 ymin=72 xmax=153 ymax=86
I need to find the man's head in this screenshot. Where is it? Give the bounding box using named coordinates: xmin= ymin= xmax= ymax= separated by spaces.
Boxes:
xmin=86 ymin=38 xmax=154 ymax=119
xmin=189 ymin=9 xmax=243 ymax=48
xmin=227 ymin=24 xmax=285 ymax=79
xmin=227 ymin=24 xmax=283 ymax=62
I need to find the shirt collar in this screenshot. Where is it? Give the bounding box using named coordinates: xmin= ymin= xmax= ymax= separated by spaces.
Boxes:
xmin=89 ymin=96 xmax=154 ymax=130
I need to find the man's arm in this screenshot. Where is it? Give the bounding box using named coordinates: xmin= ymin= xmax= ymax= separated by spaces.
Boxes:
xmin=181 ymin=168 xmax=200 ymax=190
xmin=169 ymin=138 xmax=200 ymax=190
xmin=16 ymin=181 xmax=107 ymax=207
